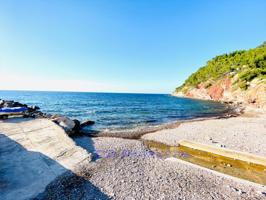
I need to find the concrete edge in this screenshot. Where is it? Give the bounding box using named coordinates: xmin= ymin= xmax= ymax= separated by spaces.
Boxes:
xmin=179 ymin=139 xmax=266 ymax=166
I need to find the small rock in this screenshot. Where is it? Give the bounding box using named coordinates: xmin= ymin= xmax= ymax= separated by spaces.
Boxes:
xmin=53 ymin=116 xmax=76 ymax=135
xmin=80 ymin=120 xmax=95 ymax=128
xmin=108 ymin=192 xmax=115 ymax=197
xmin=13 ymin=101 xmax=26 ymax=107
xmin=231 ymin=187 xmax=245 ymax=195
xmin=29 ymin=105 xmax=40 ymax=111
xmin=205 ymin=136 xmax=212 ymax=140
xmin=0 ymin=99 xmax=4 ymax=106
xmin=3 ymin=100 xmax=15 ymax=107
xmin=257 ymin=191 xmax=266 ymax=196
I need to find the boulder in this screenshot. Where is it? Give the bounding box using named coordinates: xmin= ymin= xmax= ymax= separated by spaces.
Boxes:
xmin=29 ymin=105 xmax=40 ymax=111
xmin=0 ymin=100 xmax=28 ymax=108
xmin=13 ymin=101 xmax=27 ymax=107
xmin=0 ymin=99 xmax=4 ymax=107
xmin=52 ymin=116 xmax=82 ymax=136
xmin=52 ymin=116 xmax=76 ymax=135
xmin=2 ymin=100 xmax=26 ymax=108
xmin=2 ymin=100 xmax=15 ymax=107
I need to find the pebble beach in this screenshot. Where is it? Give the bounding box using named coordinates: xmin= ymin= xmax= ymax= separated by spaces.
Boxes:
xmin=1 ymin=100 xmax=266 ymax=199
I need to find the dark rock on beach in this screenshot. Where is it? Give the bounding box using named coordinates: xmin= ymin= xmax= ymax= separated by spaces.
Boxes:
xmin=80 ymin=120 xmax=95 ymax=128
xmin=52 ymin=116 xmax=78 ymax=136
xmin=51 ymin=116 xmax=95 ymax=136
xmin=28 ymin=105 xmax=40 ymax=111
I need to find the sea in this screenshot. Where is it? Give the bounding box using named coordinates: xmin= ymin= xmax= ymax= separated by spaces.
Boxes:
xmin=0 ymin=90 xmax=231 ymax=135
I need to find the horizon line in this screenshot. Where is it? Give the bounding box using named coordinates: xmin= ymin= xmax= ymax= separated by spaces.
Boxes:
xmin=0 ymin=89 xmax=169 ymax=95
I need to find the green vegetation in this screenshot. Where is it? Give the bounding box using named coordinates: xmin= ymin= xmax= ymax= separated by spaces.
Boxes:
xmin=176 ymin=42 xmax=266 ymax=91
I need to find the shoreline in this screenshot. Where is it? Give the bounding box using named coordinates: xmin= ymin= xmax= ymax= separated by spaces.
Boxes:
xmin=91 ymin=101 xmax=241 ymax=139
xmin=72 ymin=104 xmax=242 ymax=138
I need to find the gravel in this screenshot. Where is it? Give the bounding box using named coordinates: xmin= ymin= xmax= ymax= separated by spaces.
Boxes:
xmin=142 ymin=113 xmax=266 ymax=157
xmin=38 ymin=137 xmax=266 ymax=200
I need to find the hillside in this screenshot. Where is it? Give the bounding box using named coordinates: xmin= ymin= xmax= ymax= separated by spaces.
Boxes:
xmin=174 ymin=42 xmax=266 ymax=110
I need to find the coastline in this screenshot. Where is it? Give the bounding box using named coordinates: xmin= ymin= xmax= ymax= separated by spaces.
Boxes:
xmin=94 ymin=113 xmax=238 ymax=140
xmin=92 ymin=101 xmax=240 ymax=139
xmin=172 ymin=82 xmax=266 ymax=114
xmin=1 ymin=101 xmax=266 ymax=199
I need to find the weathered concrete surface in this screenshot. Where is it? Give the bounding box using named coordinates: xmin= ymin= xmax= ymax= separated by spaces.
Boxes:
xmin=0 ymin=118 xmax=91 ymax=200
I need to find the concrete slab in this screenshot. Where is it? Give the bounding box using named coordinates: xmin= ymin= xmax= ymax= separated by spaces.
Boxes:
xmin=0 ymin=118 xmax=91 ymax=200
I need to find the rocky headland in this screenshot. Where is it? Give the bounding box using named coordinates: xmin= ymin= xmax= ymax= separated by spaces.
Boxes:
xmin=173 ymin=42 xmax=266 ymax=111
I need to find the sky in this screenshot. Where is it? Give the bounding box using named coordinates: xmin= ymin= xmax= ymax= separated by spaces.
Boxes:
xmin=0 ymin=0 xmax=266 ymax=94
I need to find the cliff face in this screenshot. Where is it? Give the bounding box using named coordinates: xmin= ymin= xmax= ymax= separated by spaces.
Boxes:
xmin=174 ymin=42 xmax=266 ymax=111
xmin=173 ymin=76 xmax=266 ymax=110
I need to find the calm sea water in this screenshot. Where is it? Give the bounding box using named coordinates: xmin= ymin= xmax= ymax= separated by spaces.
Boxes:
xmin=0 ymin=91 xmax=231 ymax=134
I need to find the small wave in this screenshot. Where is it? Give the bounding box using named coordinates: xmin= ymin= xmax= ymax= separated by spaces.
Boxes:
xmin=144 ymin=119 xmax=158 ymax=123
xmin=96 ymin=121 xmax=182 ymax=139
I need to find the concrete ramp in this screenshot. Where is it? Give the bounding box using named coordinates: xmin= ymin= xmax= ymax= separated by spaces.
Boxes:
xmin=0 ymin=118 xmax=91 ymax=200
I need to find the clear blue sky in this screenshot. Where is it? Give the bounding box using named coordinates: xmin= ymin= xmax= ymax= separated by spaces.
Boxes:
xmin=0 ymin=0 xmax=266 ymax=93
